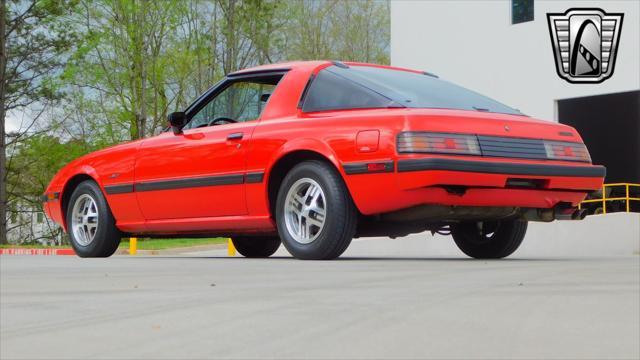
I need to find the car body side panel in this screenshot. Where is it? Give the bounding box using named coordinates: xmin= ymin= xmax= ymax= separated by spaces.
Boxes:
xmin=43 ymin=140 xmax=145 ymax=231
xmin=94 ymin=142 xmax=146 ymax=230
xmin=133 ymin=123 xmax=252 ymax=222
xmin=246 ymin=127 xmax=345 ymax=217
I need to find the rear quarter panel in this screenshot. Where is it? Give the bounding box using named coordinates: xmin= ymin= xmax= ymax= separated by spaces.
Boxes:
xmin=248 ymin=109 xmax=406 ymax=216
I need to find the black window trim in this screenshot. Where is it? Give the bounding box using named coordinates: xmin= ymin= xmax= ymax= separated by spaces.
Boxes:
xmin=297 ymin=73 xmax=316 ymax=109
xmin=227 ymin=67 xmax=290 ymax=77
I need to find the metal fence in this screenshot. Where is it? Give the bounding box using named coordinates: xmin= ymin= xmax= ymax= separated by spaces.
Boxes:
xmin=579 ymin=183 xmax=640 ymax=214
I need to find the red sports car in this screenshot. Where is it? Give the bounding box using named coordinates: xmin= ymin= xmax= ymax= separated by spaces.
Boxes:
xmin=43 ymin=61 xmax=605 ymax=259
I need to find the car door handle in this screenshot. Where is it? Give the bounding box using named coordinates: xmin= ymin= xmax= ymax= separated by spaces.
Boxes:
xmin=227 ymin=132 xmax=243 ymax=140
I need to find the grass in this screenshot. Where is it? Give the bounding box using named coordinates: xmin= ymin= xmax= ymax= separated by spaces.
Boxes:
xmin=118 ymin=237 xmax=227 ymax=250
xmin=0 ymin=244 xmax=68 ymax=248
xmin=2 ymin=238 xmax=227 ymax=250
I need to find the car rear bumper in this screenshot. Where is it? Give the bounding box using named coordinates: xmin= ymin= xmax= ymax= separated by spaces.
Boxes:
xmin=341 ymin=157 xmax=606 ymax=215
xmin=396 ymin=158 xmax=606 ymax=178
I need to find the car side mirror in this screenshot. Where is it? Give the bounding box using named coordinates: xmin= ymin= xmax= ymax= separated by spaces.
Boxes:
xmin=168 ymin=112 xmax=187 ymax=135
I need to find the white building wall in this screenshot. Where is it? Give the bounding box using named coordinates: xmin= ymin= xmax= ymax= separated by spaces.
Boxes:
xmin=390 ymin=0 xmax=639 ymax=121
xmin=390 ymin=0 xmax=640 ymax=253
xmin=6 ymin=203 xmax=62 ymax=245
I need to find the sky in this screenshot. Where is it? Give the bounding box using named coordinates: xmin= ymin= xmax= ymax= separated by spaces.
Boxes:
xmin=5 ymin=111 xmax=25 ymax=133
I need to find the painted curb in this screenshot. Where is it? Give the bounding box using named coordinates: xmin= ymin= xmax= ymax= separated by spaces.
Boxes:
xmin=0 ymin=248 xmax=76 ymax=256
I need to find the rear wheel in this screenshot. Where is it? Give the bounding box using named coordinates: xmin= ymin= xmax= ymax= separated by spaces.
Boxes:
xmin=276 ymin=160 xmax=357 ymax=260
xmin=66 ymin=180 xmax=121 ymax=257
xmin=232 ymin=236 xmax=281 ymax=258
xmin=451 ymin=219 xmax=527 ymax=259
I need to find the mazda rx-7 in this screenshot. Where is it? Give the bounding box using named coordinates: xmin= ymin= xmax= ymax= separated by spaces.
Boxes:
xmin=43 ymin=61 xmax=605 ymax=259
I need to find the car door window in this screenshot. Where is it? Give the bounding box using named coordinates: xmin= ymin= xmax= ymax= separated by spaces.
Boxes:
xmin=185 ymin=81 xmax=278 ymax=130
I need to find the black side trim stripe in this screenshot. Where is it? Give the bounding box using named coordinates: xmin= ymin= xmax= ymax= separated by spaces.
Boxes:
xmin=343 ymin=161 xmax=394 ymax=175
xmin=397 ymin=158 xmax=606 ymax=178
xmin=136 ymin=174 xmax=244 ymax=192
xmin=104 ymin=172 xmax=266 ymax=195
xmin=245 ymin=172 xmax=265 ymax=183
xmin=105 ymin=184 xmax=135 ymax=195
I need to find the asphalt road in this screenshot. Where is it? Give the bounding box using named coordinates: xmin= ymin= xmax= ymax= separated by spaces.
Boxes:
xmin=2 ymin=222 xmax=639 ymax=360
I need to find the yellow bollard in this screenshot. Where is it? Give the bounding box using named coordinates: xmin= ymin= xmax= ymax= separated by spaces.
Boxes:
xmin=227 ymin=238 xmax=236 ymax=257
xmin=130 ymin=237 xmax=137 ymax=256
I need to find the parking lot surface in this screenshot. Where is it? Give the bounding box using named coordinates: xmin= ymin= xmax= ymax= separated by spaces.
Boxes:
xmin=2 ymin=221 xmax=639 ymax=360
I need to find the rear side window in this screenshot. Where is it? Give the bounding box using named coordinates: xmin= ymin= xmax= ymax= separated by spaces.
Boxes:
xmin=302 ymin=70 xmax=397 ymax=112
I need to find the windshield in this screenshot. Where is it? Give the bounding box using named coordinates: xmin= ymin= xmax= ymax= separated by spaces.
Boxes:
xmin=311 ymin=65 xmax=523 ymax=115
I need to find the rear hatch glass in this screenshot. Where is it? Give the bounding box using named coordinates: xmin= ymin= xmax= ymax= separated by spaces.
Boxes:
xmin=313 ymin=65 xmax=523 ymax=116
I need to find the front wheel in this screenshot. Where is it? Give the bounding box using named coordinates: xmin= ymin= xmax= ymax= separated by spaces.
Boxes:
xmin=66 ymin=180 xmax=122 ymax=257
xmin=451 ymin=220 xmax=527 ymax=259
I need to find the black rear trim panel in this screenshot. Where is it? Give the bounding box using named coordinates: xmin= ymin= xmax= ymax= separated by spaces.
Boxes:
xmin=397 ymin=158 xmax=606 ymax=177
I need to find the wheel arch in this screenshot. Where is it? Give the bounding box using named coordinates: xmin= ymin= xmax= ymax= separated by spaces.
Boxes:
xmin=60 ymin=171 xmax=102 ymax=230
xmin=265 ymin=142 xmax=354 ymax=219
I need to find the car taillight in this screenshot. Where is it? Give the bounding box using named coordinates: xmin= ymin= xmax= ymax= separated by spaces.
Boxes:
xmin=397 ymin=132 xmax=481 ymax=155
xmin=543 ymin=140 xmax=591 ymax=162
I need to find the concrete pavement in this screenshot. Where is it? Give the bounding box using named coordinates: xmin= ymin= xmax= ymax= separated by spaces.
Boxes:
xmin=1 ymin=214 xmax=639 ymax=359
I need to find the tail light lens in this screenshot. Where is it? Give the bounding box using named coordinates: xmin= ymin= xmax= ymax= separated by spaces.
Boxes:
xmin=543 ymin=140 xmax=591 ymax=162
xmin=398 ymin=131 xmax=591 ymax=163
xmin=397 ymin=132 xmax=481 ymax=155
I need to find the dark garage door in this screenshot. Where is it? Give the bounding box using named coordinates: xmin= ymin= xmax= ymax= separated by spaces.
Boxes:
xmin=557 ymin=90 xmax=640 ymax=183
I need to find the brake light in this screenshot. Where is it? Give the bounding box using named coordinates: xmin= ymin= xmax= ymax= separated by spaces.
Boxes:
xmin=543 ymin=140 xmax=591 ymax=162
xmin=397 ymin=132 xmax=481 ymax=155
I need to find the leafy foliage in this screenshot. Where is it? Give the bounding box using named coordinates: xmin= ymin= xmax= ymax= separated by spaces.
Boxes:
xmin=5 ymin=134 xmax=93 ymax=243
xmin=2 ymin=0 xmax=390 ymax=243
xmin=1 ymin=0 xmax=81 ymax=243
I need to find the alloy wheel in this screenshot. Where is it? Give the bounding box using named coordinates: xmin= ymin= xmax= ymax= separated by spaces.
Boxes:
xmin=284 ymin=178 xmax=327 ymax=244
xmin=71 ymin=194 xmax=99 ymax=246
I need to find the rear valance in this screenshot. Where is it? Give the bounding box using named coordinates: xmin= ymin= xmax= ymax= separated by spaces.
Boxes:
xmin=396 ymin=158 xmax=606 ymax=178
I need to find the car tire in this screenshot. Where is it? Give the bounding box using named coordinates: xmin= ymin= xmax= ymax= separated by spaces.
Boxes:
xmin=232 ymin=236 xmax=281 ymax=258
xmin=276 ymin=160 xmax=357 ymax=260
xmin=66 ymin=180 xmax=121 ymax=258
xmin=451 ymin=219 xmax=527 ymax=259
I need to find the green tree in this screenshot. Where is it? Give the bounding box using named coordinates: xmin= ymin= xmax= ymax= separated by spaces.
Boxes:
xmin=280 ymin=0 xmax=389 ymax=64
xmin=6 ymin=134 xmax=91 ymax=243
xmin=64 ymin=0 xmax=188 ymax=141
xmin=1 ymin=0 xmax=78 ymax=244
xmin=3 ymin=0 xmax=391 ymax=243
